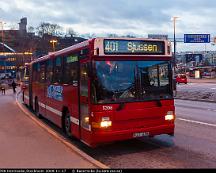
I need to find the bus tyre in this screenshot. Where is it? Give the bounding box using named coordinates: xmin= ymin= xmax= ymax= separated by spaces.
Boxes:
xmin=35 ymin=98 xmax=42 ymax=119
xmin=64 ymin=112 xmax=72 ymax=137
xmin=22 ymin=91 xmax=25 ymax=102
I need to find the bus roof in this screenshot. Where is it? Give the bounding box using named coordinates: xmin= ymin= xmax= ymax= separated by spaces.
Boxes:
xmin=31 ymin=37 xmax=171 ymax=64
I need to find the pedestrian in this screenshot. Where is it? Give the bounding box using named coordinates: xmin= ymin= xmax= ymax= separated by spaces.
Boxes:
xmin=0 ymin=83 xmax=6 ymax=95
xmin=11 ymin=80 xmax=17 ymax=94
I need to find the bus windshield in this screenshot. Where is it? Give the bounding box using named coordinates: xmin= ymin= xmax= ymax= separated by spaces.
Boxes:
xmin=91 ymin=60 xmax=172 ymax=104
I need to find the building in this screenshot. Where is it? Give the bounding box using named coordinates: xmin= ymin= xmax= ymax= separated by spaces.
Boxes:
xmin=0 ymin=18 xmax=86 ymax=78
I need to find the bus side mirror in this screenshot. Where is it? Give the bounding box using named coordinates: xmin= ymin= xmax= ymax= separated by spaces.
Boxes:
xmin=172 ymin=78 xmax=176 ymax=91
xmin=87 ymin=62 xmax=93 ymax=78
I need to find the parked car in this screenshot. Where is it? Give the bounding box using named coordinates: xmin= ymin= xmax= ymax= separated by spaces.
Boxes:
xmin=176 ymin=74 xmax=188 ymax=84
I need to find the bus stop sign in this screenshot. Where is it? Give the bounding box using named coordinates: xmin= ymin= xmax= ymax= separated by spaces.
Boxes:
xmin=184 ymin=34 xmax=210 ymax=43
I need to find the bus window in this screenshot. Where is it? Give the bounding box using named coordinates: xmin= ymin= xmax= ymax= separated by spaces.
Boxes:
xmin=46 ymin=59 xmax=53 ymax=83
xmin=63 ymin=54 xmax=78 ymax=85
xmin=40 ymin=62 xmax=46 ymax=83
xmin=23 ymin=65 xmax=30 ymax=81
xmin=33 ymin=63 xmax=40 ymax=82
xmin=53 ymin=57 xmax=62 ymax=83
xmin=80 ymin=64 xmax=88 ymax=97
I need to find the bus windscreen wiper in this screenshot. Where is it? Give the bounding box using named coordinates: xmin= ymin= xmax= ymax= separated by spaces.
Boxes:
xmin=116 ymin=102 xmax=125 ymax=111
xmin=155 ymin=99 xmax=162 ymax=107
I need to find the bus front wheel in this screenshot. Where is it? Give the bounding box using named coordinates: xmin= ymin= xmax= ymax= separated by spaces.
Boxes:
xmin=35 ymin=98 xmax=42 ymax=119
xmin=64 ymin=111 xmax=72 ymax=137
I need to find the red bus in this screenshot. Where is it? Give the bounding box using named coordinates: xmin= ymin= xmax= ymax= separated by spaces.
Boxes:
xmin=22 ymin=37 xmax=175 ymax=147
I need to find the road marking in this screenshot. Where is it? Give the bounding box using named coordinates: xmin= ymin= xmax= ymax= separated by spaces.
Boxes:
xmin=176 ymin=104 xmax=216 ymax=112
xmin=178 ymin=118 xmax=216 ymax=127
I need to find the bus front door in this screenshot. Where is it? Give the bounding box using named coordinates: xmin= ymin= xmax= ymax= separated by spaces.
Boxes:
xmin=79 ymin=63 xmax=91 ymax=142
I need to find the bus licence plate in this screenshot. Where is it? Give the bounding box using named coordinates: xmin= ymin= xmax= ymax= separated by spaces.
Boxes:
xmin=133 ymin=132 xmax=150 ymax=138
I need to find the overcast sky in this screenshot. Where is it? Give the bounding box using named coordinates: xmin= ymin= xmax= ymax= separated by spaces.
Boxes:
xmin=1 ymin=0 xmax=216 ymax=51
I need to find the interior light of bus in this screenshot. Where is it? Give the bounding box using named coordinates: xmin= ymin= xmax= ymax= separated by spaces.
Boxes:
xmin=82 ymin=72 xmax=87 ymax=75
xmin=165 ymin=111 xmax=175 ymax=121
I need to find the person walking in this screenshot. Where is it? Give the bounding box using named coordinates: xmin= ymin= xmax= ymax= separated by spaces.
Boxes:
xmin=0 ymin=82 xmax=6 ymax=95
xmin=11 ymin=80 xmax=17 ymax=94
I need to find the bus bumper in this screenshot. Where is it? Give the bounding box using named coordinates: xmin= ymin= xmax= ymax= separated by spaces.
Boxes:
xmin=89 ymin=124 xmax=175 ymax=146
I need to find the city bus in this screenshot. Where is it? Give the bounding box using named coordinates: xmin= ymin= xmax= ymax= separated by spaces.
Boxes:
xmin=22 ymin=37 xmax=175 ymax=147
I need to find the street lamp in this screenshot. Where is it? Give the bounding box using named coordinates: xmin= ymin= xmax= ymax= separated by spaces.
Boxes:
xmin=0 ymin=21 xmax=6 ymax=74
xmin=50 ymin=39 xmax=58 ymax=52
xmin=171 ymin=16 xmax=179 ymax=74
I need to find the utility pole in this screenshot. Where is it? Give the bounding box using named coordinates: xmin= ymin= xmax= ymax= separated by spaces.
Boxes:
xmin=0 ymin=21 xmax=6 ymax=74
xmin=172 ymin=16 xmax=179 ymax=74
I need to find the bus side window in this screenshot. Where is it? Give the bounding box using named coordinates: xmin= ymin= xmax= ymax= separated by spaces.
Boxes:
xmin=40 ymin=62 xmax=46 ymax=83
xmin=46 ymin=59 xmax=53 ymax=84
xmin=53 ymin=57 xmax=62 ymax=84
xmin=32 ymin=63 xmax=37 ymax=82
xmin=63 ymin=54 xmax=78 ymax=85
xmin=33 ymin=63 xmax=40 ymax=82
xmin=80 ymin=63 xmax=88 ymax=97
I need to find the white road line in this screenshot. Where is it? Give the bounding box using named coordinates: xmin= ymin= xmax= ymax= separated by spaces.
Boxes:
xmin=177 ymin=118 xmax=216 ymax=127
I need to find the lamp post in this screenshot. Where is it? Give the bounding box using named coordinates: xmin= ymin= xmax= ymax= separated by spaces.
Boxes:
xmin=50 ymin=39 xmax=58 ymax=52
xmin=172 ymin=16 xmax=179 ymax=74
xmin=0 ymin=21 xmax=6 ymax=74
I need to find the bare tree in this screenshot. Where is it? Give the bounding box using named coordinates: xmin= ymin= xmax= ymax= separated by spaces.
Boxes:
xmin=28 ymin=26 xmax=35 ymax=33
xmin=36 ymin=22 xmax=63 ymax=37
xmin=66 ymin=27 xmax=77 ymax=37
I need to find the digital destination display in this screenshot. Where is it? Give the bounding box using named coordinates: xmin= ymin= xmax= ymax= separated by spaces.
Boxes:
xmin=104 ymin=39 xmax=165 ymax=55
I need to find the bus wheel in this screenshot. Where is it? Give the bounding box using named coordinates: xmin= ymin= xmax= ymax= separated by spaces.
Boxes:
xmin=64 ymin=111 xmax=72 ymax=137
xmin=22 ymin=91 xmax=24 ymax=102
xmin=35 ymin=98 xmax=42 ymax=119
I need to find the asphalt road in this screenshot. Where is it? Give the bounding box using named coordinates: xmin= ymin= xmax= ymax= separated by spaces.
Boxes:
xmin=2 ymin=89 xmax=216 ymax=168
xmin=177 ymin=82 xmax=216 ymax=93
xmin=78 ymin=99 xmax=216 ymax=168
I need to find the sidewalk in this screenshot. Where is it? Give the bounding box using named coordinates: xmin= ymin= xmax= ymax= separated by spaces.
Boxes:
xmin=188 ymin=78 xmax=216 ymax=84
xmin=175 ymin=91 xmax=216 ymax=102
xmin=0 ymin=89 xmax=104 ymax=168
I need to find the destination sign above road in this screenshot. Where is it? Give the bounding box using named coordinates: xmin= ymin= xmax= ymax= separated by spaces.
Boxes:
xmin=104 ymin=39 xmax=165 ymax=55
xmin=184 ymin=34 xmax=210 ymax=43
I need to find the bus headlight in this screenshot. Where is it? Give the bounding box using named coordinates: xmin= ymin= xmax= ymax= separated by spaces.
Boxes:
xmin=92 ymin=117 xmax=112 ymax=128
xmin=165 ymin=111 xmax=175 ymax=121
xmin=100 ymin=117 xmax=112 ymax=128
xmin=100 ymin=121 xmax=112 ymax=128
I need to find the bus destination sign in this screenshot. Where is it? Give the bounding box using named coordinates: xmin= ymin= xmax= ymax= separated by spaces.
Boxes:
xmin=104 ymin=39 xmax=165 ymax=55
